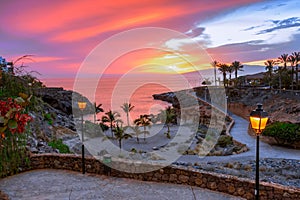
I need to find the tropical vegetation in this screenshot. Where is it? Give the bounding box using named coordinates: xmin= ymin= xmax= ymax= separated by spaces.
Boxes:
xmin=134 ymin=114 xmax=151 ymax=142
xmin=0 ymin=96 xmax=32 ymax=177
xmin=214 ymin=51 xmax=300 ymax=90
xmin=158 ymin=106 xmax=176 ymax=139
xmin=93 ymin=102 xmax=104 ymax=123
xmin=113 ymin=123 xmax=132 ymax=149
xmin=121 ymin=102 xmax=134 ymax=126
xmin=101 ymin=110 xmax=121 ymax=138
xmin=0 ymin=55 xmax=44 ymax=177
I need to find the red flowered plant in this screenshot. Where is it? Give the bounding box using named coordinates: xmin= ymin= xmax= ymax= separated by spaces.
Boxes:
xmin=0 ymin=97 xmax=32 ymax=137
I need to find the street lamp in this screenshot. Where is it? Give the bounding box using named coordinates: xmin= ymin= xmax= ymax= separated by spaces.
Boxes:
xmin=78 ymin=101 xmax=87 ymax=174
xmin=249 ymin=103 xmax=268 ymax=200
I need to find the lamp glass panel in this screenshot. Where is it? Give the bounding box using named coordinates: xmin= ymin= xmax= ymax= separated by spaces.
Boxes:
xmin=259 ymin=117 xmax=268 ymax=130
xmin=78 ymin=102 xmax=87 ymax=110
xmin=250 ymin=116 xmax=261 ymax=130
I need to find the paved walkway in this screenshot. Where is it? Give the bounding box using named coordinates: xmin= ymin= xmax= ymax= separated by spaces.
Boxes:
xmin=229 ymin=114 xmax=300 ymax=159
xmin=179 ymin=114 xmax=300 ymax=163
xmin=0 ymin=169 xmax=244 ymax=200
xmin=177 ymin=91 xmax=299 ymax=163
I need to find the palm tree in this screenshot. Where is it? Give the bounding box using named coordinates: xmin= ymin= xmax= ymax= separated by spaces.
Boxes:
xmin=217 ymin=63 xmax=229 ymax=87
xmin=102 ymin=110 xmax=121 ymax=138
xmin=227 ymin=65 xmax=234 ymax=86
xmin=278 ymin=54 xmax=289 ymax=89
xmin=158 ymin=106 xmax=176 ymax=139
xmin=264 ymin=60 xmax=275 ymax=87
xmin=94 ymin=102 xmax=104 ymax=123
xmin=288 ymin=54 xmax=296 ymax=89
xmin=296 ymin=56 xmax=300 ymax=90
xmin=134 ymin=114 xmax=151 ymax=142
xmin=231 ymin=61 xmax=243 ymax=86
xmin=291 ymin=52 xmax=300 ymax=89
xmin=113 ymin=123 xmax=132 ymax=149
xmin=278 ymin=54 xmax=289 ymax=70
xmin=121 ymin=102 xmax=134 ymax=126
xmin=275 ymin=66 xmax=284 ymax=90
xmin=128 ymin=125 xmax=143 ymax=144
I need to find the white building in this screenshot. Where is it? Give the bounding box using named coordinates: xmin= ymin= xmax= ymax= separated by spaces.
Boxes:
xmin=0 ymin=56 xmax=13 ymax=73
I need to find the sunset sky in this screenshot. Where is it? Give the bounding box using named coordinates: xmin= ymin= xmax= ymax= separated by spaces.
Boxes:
xmin=1 ymin=0 xmax=300 ymax=78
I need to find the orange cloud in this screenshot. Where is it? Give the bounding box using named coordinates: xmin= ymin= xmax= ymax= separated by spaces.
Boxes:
xmin=50 ymin=4 xmax=203 ymax=42
xmin=245 ymin=59 xmax=279 ymax=66
xmin=51 ymin=0 xmax=262 ymax=43
xmin=51 ymin=12 xmax=164 ymax=42
xmin=5 ymin=1 xmax=140 ymax=34
xmin=4 ymin=0 xmax=261 ymax=42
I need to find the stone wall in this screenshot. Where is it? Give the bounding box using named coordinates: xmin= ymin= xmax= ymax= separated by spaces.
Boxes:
xmin=24 ymin=154 xmax=300 ymax=200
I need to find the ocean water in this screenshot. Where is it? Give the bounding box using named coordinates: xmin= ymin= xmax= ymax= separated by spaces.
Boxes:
xmin=42 ymin=74 xmax=195 ymax=122
xmin=42 ymin=65 xmax=265 ymax=123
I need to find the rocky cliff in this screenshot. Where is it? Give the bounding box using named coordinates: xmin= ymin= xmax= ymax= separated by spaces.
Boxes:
xmin=154 ymin=87 xmax=300 ymax=124
xmin=226 ymin=88 xmax=300 ymax=124
xmin=27 ymin=87 xmax=93 ymax=154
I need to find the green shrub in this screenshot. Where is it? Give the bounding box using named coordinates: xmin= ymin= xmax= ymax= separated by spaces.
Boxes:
xmin=0 ymin=131 xmax=30 ymax=177
xmin=263 ymin=122 xmax=300 ymax=143
xmin=48 ymin=139 xmax=71 ymax=153
xmin=130 ymin=148 xmax=137 ymax=153
xmin=217 ymin=135 xmax=233 ymax=147
xmin=43 ymin=113 xmax=54 ymax=125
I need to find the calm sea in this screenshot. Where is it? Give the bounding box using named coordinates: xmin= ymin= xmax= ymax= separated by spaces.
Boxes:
xmin=41 ymin=65 xmax=265 ymax=122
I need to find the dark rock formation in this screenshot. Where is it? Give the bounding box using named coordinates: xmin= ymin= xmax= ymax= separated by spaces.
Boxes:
xmin=27 ymin=87 xmax=93 ymax=154
xmin=35 ymin=87 xmax=93 ymax=116
xmin=153 ymin=92 xmax=179 ymax=107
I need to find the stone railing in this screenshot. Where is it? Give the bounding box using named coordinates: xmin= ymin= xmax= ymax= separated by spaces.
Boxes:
xmin=10 ymin=153 xmax=297 ymax=200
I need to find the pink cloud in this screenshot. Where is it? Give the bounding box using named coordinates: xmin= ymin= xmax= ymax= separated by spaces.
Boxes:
xmin=1 ymin=0 xmax=265 ymax=78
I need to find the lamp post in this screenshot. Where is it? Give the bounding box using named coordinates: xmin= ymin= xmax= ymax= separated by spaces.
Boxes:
xmin=78 ymin=101 xmax=87 ymax=174
xmin=204 ymin=87 xmax=207 ymax=102
xmin=249 ymin=103 xmax=268 ymax=200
